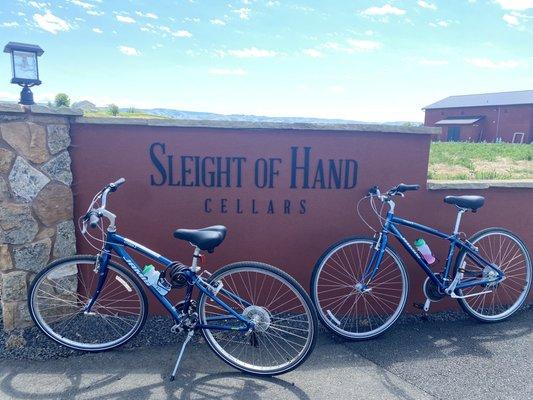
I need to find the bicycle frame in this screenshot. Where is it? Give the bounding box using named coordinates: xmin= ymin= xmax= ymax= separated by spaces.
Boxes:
xmin=84 ymin=231 xmax=254 ymax=332
xmin=364 ymin=211 xmax=505 ymax=293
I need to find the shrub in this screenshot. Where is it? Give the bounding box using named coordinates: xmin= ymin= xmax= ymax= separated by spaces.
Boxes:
xmin=54 ymin=93 xmax=70 ymax=107
xmin=108 ymin=104 xmax=119 ymax=116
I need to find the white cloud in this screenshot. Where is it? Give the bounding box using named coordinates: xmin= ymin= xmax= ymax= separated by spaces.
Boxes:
xmin=118 ymin=45 xmax=140 ymax=56
xmin=303 ymin=48 xmax=323 ymax=58
xmin=267 ymin=1 xmax=280 ymax=6
xmin=33 ymin=11 xmax=71 ymax=34
xmin=70 ymin=0 xmax=94 ymax=9
xmin=28 ymin=1 xmax=49 ymax=9
xmin=228 ymin=47 xmax=277 ymax=57
xmin=233 ymin=7 xmax=251 ymax=20
xmin=494 ymin=0 xmax=533 ymax=11
xmin=429 ymin=20 xmax=450 ymax=27
xmin=347 ymin=39 xmax=381 ymax=51
xmin=502 ymin=10 xmax=531 ymax=26
xmin=503 ymin=13 xmax=520 ymax=24
xmin=361 ymin=4 xmax=406 ymax=16
xmin=92 ymin=27 xmax=103 ymax=33
xmin=136 ymin=11 xmax=158 ymax=19
xmin=1 ymin=21 xmax=20 ymax=28
xmin=116 ymin=15 xmax=136 ymax=24
xmin=208 ymin=68 xmax=246 ymax=76
xmin=328 ymin=85 xmax=345 ymax=94
xmin=417 ymin=1 xmax=437 ymax=10
xmin=87 ymin=10 xmax=104 ymax=16
xmin=210 ymin=18 xmax=226 ymax=26
xmin=466 ymin=57 xmax=521 ymax=69
xmin=172 ymin=30 xmax=192 ymax=37
xmin=419 ymin=58 xmax=448 ymax=66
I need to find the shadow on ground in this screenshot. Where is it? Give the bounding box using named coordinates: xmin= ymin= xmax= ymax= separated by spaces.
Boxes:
xmin=0 ymin=308 xmax=531 ymax=400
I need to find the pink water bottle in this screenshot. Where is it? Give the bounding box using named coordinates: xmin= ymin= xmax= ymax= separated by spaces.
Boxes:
xmin=414 ymin=238 xmax=436 ymax=264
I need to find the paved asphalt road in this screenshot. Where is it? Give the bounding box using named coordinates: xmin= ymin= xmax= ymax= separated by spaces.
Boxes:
xmin=0 ymin=309 xmax=531 ymax=400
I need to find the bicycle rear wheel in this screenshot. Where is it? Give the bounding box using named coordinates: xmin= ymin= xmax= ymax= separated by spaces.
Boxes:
xmin=311 ymin=237 xmax=409 ymax=340
xmin=454 ymin=228 xmax=532 ymax=322
xmin=198 ymin=262 xmax=318 ymax=376
xmin=28 ymin=255 xmax=148 ymax=351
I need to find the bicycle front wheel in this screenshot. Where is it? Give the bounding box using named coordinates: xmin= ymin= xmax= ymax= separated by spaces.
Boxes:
xmin=311 ymin=237 xmax=409 ymax=340
xmin=454 ymin=228 xmax=532 ymax=322
xmin=28 ymin=255 xmax=148 ymax=351
xmin=198 ymin=262 xmax=318 ymax=376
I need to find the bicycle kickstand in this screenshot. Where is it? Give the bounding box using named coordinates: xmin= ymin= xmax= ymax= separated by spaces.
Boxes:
xmin=170 ymin=330 xmax=194 ymax=382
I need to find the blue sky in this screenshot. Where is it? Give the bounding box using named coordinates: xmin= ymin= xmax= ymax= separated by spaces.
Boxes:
xmin=0 ymin=0 xmax=532 ymax=122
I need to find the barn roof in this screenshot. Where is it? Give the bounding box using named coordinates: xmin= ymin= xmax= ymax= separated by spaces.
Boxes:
xmin=423 ymin=90 xmax=533 ymax=110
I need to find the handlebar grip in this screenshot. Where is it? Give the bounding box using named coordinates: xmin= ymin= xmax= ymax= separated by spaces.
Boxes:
xmin=89 ymin=212 xmax=100 ymax=228
xmin=109 ymin=177 xmax=126 ymax=192
xmin=368 ymin=186 xmax=379 ymax=196
xmin=396 ymin=183 xmax=420 ymax=193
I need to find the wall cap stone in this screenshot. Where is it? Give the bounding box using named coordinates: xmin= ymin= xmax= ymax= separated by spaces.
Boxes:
xmin=427 ymin=179 xmax=533 ymax=190
xmin=74 ymin=117 xmax=440 ymax=135
xmin=0 ymin=102 xmax=82 ymax=116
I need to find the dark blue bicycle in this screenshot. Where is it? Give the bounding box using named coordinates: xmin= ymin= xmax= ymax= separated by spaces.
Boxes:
xmin=28 ymin=179 xmax=317 ymax=379
xmin=311 ymin=183 xmax=531 ymax=340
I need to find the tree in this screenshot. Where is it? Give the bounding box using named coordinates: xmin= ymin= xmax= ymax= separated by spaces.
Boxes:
xmin=108 ymin=104 xmax=119 ymax=116
xmin=54 ymin=93 xmax=70 ymax=107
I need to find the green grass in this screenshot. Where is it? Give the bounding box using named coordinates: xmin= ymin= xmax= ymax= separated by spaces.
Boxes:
xmin=428 ymin=142 xmax=533 ymax=180
xmin=83 ymin=110 xmax=170 ymax=119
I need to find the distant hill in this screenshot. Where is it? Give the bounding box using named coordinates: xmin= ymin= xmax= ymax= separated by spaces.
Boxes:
xmin=72 ymin=101 xmax=421 ymax=126
xmin=138 ymin=107 xmax=422 ymax=126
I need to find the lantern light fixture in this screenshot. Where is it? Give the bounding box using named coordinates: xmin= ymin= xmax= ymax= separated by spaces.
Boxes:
xmin=3 ymin=41 xmax=44 ymax=105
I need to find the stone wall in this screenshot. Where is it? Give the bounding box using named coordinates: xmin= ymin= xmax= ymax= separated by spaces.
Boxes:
xmin=0 ymin=104 xmax=81 ymax=331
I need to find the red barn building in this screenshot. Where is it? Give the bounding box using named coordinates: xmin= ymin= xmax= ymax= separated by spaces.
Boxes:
xmin=423 ymin=90 xmax=533 ymax=143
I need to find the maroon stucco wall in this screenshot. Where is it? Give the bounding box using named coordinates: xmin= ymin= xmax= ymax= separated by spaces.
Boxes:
xmin=424 ymin=104 xmax=533 ymax=142
xmin=70 ymin=122 xmax=532 ymax=314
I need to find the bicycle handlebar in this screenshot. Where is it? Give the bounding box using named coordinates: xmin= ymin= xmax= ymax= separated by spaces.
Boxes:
xmin=392 ymin=183 xmax=420 ymax=193
xmin=82 ymin=178 xmax=126 ymax=230
xmin=367 ymin=183 xmax=420 ymax=199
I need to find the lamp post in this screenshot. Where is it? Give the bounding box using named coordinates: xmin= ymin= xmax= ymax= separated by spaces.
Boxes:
xmin=3 ymin=42 xmax=44 ymax=105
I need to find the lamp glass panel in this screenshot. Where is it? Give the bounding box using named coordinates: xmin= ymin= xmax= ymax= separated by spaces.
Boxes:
xmin=13 ymin=50 xmax=38 ymax=80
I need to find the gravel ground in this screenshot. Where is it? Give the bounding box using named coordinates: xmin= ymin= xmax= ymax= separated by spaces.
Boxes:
xmin=2 ymin=304 xmax=523 ymax=361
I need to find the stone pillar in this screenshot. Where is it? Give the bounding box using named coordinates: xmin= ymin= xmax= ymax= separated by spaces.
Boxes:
xmin=0 ymin=103 xmax=81 ymax=331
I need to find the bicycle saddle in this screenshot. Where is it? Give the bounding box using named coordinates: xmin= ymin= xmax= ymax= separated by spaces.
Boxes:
xmin=444 ymin=195 xmax=484 ymax=211
xmin=174 ymin=225 xmax=227 ymax=252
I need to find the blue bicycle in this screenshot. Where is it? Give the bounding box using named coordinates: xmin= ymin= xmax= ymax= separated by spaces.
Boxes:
xmin=28 ymin=179 xmax=317 ymax=379
xmin=311 ymin=183 xmax=531 ymax=339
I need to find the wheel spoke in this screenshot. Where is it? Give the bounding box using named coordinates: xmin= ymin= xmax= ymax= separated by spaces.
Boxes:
xmin=200 ymin=265 xmax=314 ymax=374
xmin=457 ymin=231 xmax=531 ymax=320
xmin=313 ymin=239 xmax=407 ymax=339
xmin=30 ymin=259 xmax=145 ymax=350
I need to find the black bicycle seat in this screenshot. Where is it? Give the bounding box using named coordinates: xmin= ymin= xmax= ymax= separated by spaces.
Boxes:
xmin=173 ymin=225 xmax=227 ymax=252
xmin=444 ymin=195 xmax=485 ymax=211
